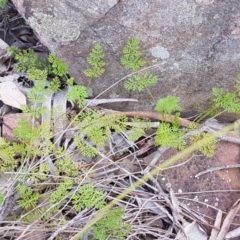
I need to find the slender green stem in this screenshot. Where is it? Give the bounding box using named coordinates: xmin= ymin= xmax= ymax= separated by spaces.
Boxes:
xmin=87 ymin=78 xmax=92 ymax=88
xmin=194 ymin=106 xmax=218 ymax=123
xmin=209 ymin=109 xmax=226 ymax=120
xmin=146 ymin=87 xmax=156 ymax=104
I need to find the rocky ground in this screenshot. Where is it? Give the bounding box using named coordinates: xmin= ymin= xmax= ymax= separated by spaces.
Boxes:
xmin=0 ymin=1 xmax=240 ymax=239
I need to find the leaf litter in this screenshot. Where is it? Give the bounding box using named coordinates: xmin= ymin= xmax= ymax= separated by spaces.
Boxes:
xmin=1 ymin=63 xmax=240 ymax=240
xmin=0 ymin=4 xmax=240 ymax=239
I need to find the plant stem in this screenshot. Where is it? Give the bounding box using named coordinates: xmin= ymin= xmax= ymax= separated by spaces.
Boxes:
xmin=194 ymin=106 xmax=219 ymax=123
xmin=87 ymin=78 xmax=92 ymax=87
xmin=110 ymin=110 xmax=197 ymax=127
xmin=146 ymin=87 xmax=156 ymax=103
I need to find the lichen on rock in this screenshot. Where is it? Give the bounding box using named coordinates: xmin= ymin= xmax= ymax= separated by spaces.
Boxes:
xmin=151 ymin=46 xmax=170 ymax=60
xmin=28 ymin=11 xmax=81 ymax=44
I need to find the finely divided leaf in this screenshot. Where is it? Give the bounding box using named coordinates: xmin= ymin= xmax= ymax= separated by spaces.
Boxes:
xmin=121 ymin=38 xmax=146 ymax=70
xmin=124 ymin=73 xmax=158 ymax=92
xmin=155 ymin=95 xmax=182 ymax=114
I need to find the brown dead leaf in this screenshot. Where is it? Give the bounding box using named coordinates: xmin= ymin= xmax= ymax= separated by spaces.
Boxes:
xmin=0 ymin=81 xmax=26 ymax=109
xmin=2 ymin=113 xmax=40 ymax=141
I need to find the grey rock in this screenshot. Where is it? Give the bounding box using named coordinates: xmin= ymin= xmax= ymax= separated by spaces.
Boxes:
xmin=178 ymin=57 xmax=198 ymax=74
xmin=12 ymin=0 xmax=240 ymax=117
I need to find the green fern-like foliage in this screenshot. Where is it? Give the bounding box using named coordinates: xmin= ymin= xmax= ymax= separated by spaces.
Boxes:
xmin=8 ymin=47 xmax=49 ymax=73
xmin=0 ymin=0 xmax=7 ymax=8
xmin=13 ymin=118 xmax=38 ymax=143
xmin=84 ymin=111 xmax=128 ymax=134
xmin=7 ymin=46 xmax=21 ymax=57
xmin=48 ymin=53 xmax=68 ymax=77
xmin=211 ymin=87 xmax=240 ymax=113
xmin=124 ymin=116 xmax=151 ymax=142
xmin=21 ymin=79 xmax=52 ymax=118
xmin=13 ymin=49 xmax=38 ymax=72
xmin=22 ymin=204 xmax=52 ymax=223
xmin=83 ymin=44 xmax=106 ymax=78
xmin=12 ymin=142 xmax=27 ymax=157
xmin=124 ymin=73 xmax=158 ymax=92
xmin=66 ymin=85 xmax=81 ymax=100
xmin=93 ymin=207 xmax=132 ymax=240
xmin=49 ymin=76 xmax=61 ymax=92
xmin=13 ymin=119 xmax=54 ymax=157
xmin=27 ymin=68 xmax=48 ymax=82
xmin=154 ymin=96 xmax=186 ymax=150
xmin=27 ymin=81 xmax=47 ymax=103
xmin=14 ymin=119 xmax=53 ymax=144
xmin=8 ymin=47 xmax=70 ymax=94
xmin=0 ymin=138 xmax=18 ymax=172
xmin=66 ymin=85 xmax=88 ymax=108
xmin=67 ymin=77 xmax=74 ymax=86
xmin=72 ymin=184 xmax=105 ymax=211
xmin=53 ymin=147 xmax=79 ymax=177
xmin=37 ymin=163 xmax=50 ymax=180
xmin=155 ymin=96 xmax=182 ymax=114
xmin=27 ymin=80 xmax=53 ymax=103
xmin=73 ymin=110 xmax=123 ymax=156
xmin=1 ymin=37 xmax=234 ymax=238
xmin=21 ymin=77 xmax=52 ymax=117
xmin=190 ymin=133 xmax=216 ymax=157
xmin=55 ymin=154 xmax=78 ymax=177
xmin=21 ymin=104 xmax=47 ymax=119
xmin=21 ymin=201 xmax=60 ymax=223
xmin=50 ymin=178 xmax=73 ymax=204
xmin=73 ymin=110 xmax=150 ymax=157
xmin=34 ymin=122 xmax=54 ymax=152
xmin=16 ymin=184 xmax=40 ymax=210
xmin=121 ymin=38 xmax=146 ymax=70
xmin=74 ymin=137 xmax=99 ymax=157
xmin=121 ymin=38 xmax=158 ymax=102
xmin=197 ymin=77 xmax=240 ymax=122
xmin=155 ymin=122 xmax=186 ymax=150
